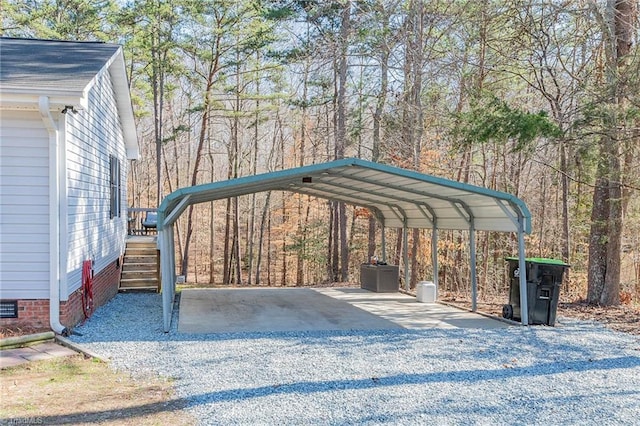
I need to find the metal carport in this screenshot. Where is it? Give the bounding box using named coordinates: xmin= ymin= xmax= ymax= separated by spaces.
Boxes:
xmin=157 ymin=158 xmax=532 ymax=332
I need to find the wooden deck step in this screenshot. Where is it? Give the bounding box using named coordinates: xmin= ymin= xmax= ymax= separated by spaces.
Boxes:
xmin=120 ymin=237 xmax=159 ymax=292
xmin=119 ymin=279 xmax=159 ymax=289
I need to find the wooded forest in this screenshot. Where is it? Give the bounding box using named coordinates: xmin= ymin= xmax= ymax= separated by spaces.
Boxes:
xmin=3 ymin=0 xmax=639 ymax=306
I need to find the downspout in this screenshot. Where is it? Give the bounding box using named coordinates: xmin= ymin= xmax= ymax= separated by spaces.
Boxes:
xmin=39 ymin=96 xmax=67 ymax=335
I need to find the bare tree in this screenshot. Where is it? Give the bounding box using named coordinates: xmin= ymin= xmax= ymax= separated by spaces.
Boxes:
xmin=588 ymin=0 xmax=637 ymax=305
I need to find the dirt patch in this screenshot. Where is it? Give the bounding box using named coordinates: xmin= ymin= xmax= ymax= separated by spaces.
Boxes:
xmin=0 ymin=355 xmax=195 ymax=426
xmin=556 ymin=301 xmax=640 ymax=335
xmin=440 ymin=292 xmax=640 ymax=335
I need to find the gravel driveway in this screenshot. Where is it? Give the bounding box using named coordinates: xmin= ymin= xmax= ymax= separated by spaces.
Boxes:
xmin=71 ymin=292 xmax=640 ymax=425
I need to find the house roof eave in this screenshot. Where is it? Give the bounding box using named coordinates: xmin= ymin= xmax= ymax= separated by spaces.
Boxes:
xmin=0 ymin=91 xmax=87 ymax=111
xmin=0 ymin=38 xmax=139 ymax=161
xmin=107 ymin=49 xmax=139 ymax=161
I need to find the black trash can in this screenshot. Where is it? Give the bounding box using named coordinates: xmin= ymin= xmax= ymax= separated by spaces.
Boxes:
xmin=502 ymin=257 xmax=569 ymax=326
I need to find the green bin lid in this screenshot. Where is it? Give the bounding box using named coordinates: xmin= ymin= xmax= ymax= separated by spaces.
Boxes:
xmin=505 ymin=257 xmax=570 ymax=267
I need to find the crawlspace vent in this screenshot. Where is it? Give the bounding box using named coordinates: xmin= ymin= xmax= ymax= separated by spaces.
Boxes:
xmin=0 ymin=300 xmax=18 ymax=318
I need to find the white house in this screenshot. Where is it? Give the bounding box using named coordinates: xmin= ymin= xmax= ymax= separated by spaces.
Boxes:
xmin=0 ymin=37 xmax=139 ymax=334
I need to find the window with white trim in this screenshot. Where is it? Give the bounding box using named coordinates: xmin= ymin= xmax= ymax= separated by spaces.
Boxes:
xmin=109 ymin=155 xmax=121 ymax=219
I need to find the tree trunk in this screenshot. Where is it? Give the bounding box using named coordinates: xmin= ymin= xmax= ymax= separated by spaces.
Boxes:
xmin=367 ymin=4 xmax=390 ymax=261
xmin=181 ymin=87 xmax=211 ymax=277
xmin=223 ymin=198 xmax=232 ymax=284
xmin=281 ymin=195 xmax=287 ymax=286
xmin=209 ymin=199 xmax=216 ymax=284
xmin=560 ymin=141 xmax=570 ymax=264
xmin=233 ymin=196 xmax=243 ymax=285
xmin=179 ymin=29 xmax=222 ymax=277
xmin=368 ymin=217 xmax=377 ymax=261
xmin=587 ymin=0 xmax=636 ymax=305
xmin=339 ymin=202 xmax=348 ymax=282
xmin=151 ymin=24 xmax=163 ymax=207
xmin=296 ymin=61 xmax=309 ymax=286
xmin=410 ymin=228 xmax=420 ymax=289
xmin=588 ymin=176 xmax=609 ymax=302
xmin=331 ymin=202 xmax=339 ymax=281
xmin=267 ymin=208 xmax=272 ymax=286
xmin=256 ymin=191 xmax=271 ymax=285
xmin=394 ymin=228 xmax=403 ymax=267
xmin=336 ymin=2 xmax=351 ymax=282
xmin=247 ymin=59 xmax=260 ymax=285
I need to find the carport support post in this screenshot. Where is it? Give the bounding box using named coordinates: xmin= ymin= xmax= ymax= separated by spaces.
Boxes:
xmin=517 ymin=216 xmax=529 ymax=325
xmin=160 ymin=224 xmax=176 ymax=333
xmin=160 ymin=227 xmax=169 ymax=332
xmin=469 ymin=223 xmax=477 ymax=312
xmin=431 ymin=226 xmax=438 ymax=297
xmin=403 ymin=223 xmax=409 ymax=291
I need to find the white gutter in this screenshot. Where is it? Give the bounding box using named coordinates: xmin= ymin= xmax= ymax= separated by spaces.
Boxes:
xmin=39 ymin=96 xmax=67 ymax=335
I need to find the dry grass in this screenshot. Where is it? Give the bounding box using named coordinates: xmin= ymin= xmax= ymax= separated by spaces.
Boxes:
xmin=0 ymin=326 xmax=51 ymax=340
xmin=0 ymin=355 xmax=196 ymax=425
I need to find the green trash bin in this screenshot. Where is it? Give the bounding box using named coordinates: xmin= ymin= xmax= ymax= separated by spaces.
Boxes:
xmin=502 ymin=257 xmax=570 ymax=326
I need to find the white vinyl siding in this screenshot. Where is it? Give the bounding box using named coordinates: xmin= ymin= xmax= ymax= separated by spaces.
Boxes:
xmin=0 ymin=110 xmax=50 ymax=299
xmin=64 ymin=71 xmax=128 ymax=296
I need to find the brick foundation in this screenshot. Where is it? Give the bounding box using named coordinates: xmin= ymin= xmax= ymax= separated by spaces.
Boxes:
xmin=0 ymin=258 xmax=122 ymax=331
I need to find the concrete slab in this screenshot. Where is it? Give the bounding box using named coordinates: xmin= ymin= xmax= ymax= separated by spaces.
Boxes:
xmin=36 ymin=342 xmax=78 ymax=357
xmin=0 ymin=354 xmax=27 ymax=369
xmin=178 ymin=287 xmax=509 ymax=334
xmin=22 ymin=351 xmax=54 ymax=362
xmin=0 ymin=347 xmax=40 ymax=369
xmin=178 ymin=288 xmax=403 ymax=333
xmin=0 ymin=342 xmax=78 ymax=369
xmin=315 ymin=288 xmax=509 ymax=329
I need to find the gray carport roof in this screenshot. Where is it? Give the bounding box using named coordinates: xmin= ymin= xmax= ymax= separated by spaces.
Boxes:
xmin=159 ymin=157 xmax=531 ymax=233
xmin=158 ymin=158 xmax=534 ymax=331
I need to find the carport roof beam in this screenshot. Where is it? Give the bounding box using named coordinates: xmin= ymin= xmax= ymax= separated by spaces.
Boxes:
xmin=293 ymin=186 xmax=403 ymax=219
xmin=292 ymin=178 xmax=439 ymax=226
xmin=327 ymin=172 xmax=476 ymax=220
xmin=164 ymin=194 xmax=191 ymax=227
